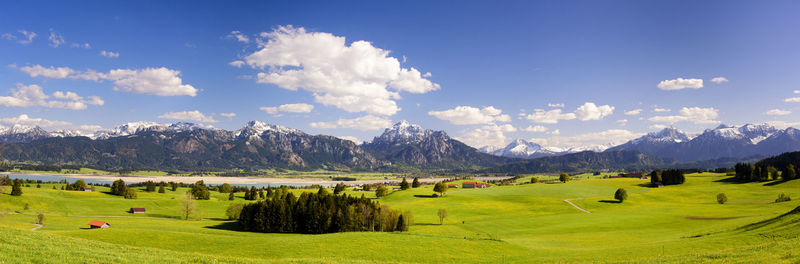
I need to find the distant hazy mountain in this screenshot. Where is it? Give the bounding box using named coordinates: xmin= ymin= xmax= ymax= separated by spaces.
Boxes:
xmin=485 ymin=150 xmax=669 ymax=174
xmin=362 ymin=121 xmax=516 ymax=169
xmin=608 ymin=124 xmax=800 ymax=162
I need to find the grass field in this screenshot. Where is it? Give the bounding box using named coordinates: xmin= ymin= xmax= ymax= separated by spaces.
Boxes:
xmin=1 ymin=173 xmax=799 ymax=263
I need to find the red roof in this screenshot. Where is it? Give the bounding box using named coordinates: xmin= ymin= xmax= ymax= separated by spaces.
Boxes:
xmin=447 ymin=184 xmax=457 ymax=187
xmin=88 ymin=220 xmax=108 ymax=227
xmin=131 ymin=207 xmax=145 ymax=212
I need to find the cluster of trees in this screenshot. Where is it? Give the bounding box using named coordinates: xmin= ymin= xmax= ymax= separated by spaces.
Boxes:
xmin=649 ymin=170 xmax=685 ymax=185
xmin=190 ymin=181 xmax=210 ymax=200
xmin=238 ymin=190 xmax=410 ymax=234
xmin=734 ymin=163 xmax=795 ymax=182
xmin=110 ymin=179 xmax=137 ymax=199
xmin=63 ymin=180 xmax=87 ymax=191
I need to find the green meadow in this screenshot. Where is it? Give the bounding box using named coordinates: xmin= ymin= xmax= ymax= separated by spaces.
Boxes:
xmin=1 ymin=173 xmax=799 ymax=263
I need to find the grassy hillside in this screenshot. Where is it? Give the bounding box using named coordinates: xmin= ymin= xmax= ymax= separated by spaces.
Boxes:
xmin=1 ymin=173 xmax=799 ymax=263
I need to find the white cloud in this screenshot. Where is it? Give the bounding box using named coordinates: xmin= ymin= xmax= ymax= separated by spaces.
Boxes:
xmin=765 ymin=121 xmax=800 ymax=129
xmin=711 ymin=77 xmax=728 ymax=84
xmin=228 ymin=60 xmax=245 ymax=68
xmin=522 ymin=125 xmax=548 ymax=132
xmin=227 ymin=30 xmax=250 ymax=43
xmin=309 ymin=115 xmax=392 ymax=131
xmin=244 ymin=26 xmax=439 ymax=116
xmin=574 ymin=102 xmax=614 ymax=121
xmin=20 ymin=65 xmax=198 ymax=97
xmin=649 ymin=124 xmax=669 ymax=130
xmin=624 ymin=109 xmax=642 ymax=115
xmin=784 ymin=97 xmax=800 ymax=103
xmin=794 ymin=90 xmax=800 ymax=94
xmin=1 ymin=33 xmax=15 ymax=40
xmin=158 ymin=110 xmax=218 ymax=123
xmin=550 ymin=129 xmax=560 ymax=135
xmin=260 ymin=103 xmax=314 ymax=116
xmin=457 ymin=124 xmax=516 ymax=148
xmin=428 ymin=106 xmax=511 ymax=125
xmin=648 ymin=107 xmax=719 ymax=124
xmin=71 ymin=43 xmax=90 ymax=49
xmin=220 ymin=112 xmax=236 ymax=118
xmin=0 ymin=114 xmax=71 ymax=128
xmin=17 ymin=30 xmax=36 ymax=44
xmin=525 ymin=109 xmax=576 ymax=124
xmin=0 ymin=83 xmax=103 ymax=110
xmin=548 ymin=103 xmax=564 ymax=108
xmin=48 ymin=29 xmax=65 ymax=47
xmin=766 ymin=109 xmax=791 ymax=116
xmin=617 ymin=119 xmax=628 ymax=126
xmin=657 ymin=78 xmax=703 ymax=90
xmin=654 ymin=108 xmax=671 ymax=112
xmin=100 ymin=50 xmax=119 ymax=58
xmin=529 ymin=129 xmax=644 ymax=149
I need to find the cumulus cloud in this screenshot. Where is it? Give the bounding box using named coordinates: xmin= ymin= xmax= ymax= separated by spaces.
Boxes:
xmin=711 ymin=77 xmax=728 ymax=84
xmin=100 ymin=50 xmax=119 ymax=58
xmin=17 ymin=30 xmax=36 ymax=44
xmin=529 ymin=129 xmax=644 ymax=149
xmin=220 ymin=112 xmax=236 ymax=118
xmin=654 ymin=108 xmax=671 ymax=112
xmin=158 ymin=110 xmax=218 ymax=123
xmin=766 ymin=109 xmax=791 ymax=116
xmin=260 ymin=103 xmax=315 ymax=116
xmin=0 ymin=114 xmax=71 ymax=128
xmin=624 ymin=109 xmax=642 ymax=115
xmin=243 ymin=26 xmax=439 ymax=116
xmin=657 ymin=78 xmax=703 ymax=90
xmin=617 ymin=119 xmax=628 ymax=126
xmin=548 ymin=103 xmax=564 ymax=108
xmin=227 ymin=30 xmax=250 ymax=43
xmin=48 ymin=29 xmax=65 ymax=47
xmin=428 ymin=106 xmax=511 ymax=125
xmin=19 ymin=65 xmax=198 ymax=96
xmin=0 ymin=83 xmax=103 ymax=110
xmin=457 ymin=124 xmax=516 ymax=148
xmin=574 ymin=102 xmax=614 ymax=121
xmin=309 ymin=115 xmax=392 ymax=131
xmin=228 ymin=60 xmax=245 ymax=68
xmin=648 ymin=107 xmax=719 ymax=124
xmin=525 ymin=109 xmax=576 ymax=124
xmin=649 ymin=124 xmax=669 ymax=130
xmin=522 ymin=125 xmax=548 ymax=132
xmin=784 ymin=97 xmax=800 ymax=103
xmin=794 ymin=90 xmax=800 ymax=94
xmin=336 ymin=135 xmax=362 ymax=144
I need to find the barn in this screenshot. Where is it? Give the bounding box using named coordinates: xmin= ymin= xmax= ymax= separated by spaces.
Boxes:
xmin=88 ymin=220 xmax=110 ymax=229
xmin=448 ymin=184 xmax=458 ymax=188
xmin=130 ymin=207 xmax=146 ymax=214
xmin=462 ymin=182 xmax=476 ymax=188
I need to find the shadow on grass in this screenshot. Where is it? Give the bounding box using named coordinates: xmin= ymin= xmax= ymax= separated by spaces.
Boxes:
xmin=413 ymin=194 xmax=439 ymax=198
xmin=763 ymin=180 xmax=792 ymax=186
xmin=145 ymin=213 xmax=181 ymax=219
xmin=598 ymin=200 xmax=621 ymax=203
xmin=712 ymin=177 xmax=747 ymax=184
xmin=204 ymin=221 xmax=243 ymax=232
xmin=413 ymin=223 xmax=443 ymax=226
xmin=635 ymin=183 xmax=655 ymax=188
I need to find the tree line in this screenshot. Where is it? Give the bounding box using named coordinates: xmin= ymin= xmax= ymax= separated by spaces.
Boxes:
xmin=649 ymin=169 xmax=685 ymax=186
xmin=238 ymin=189 xmax=410 ymax=234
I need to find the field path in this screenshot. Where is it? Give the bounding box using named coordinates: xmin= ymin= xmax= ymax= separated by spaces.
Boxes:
xmin=563 ymin=199 xmax=591 ymax=213
xmin=30 ymin=223 xmax=43 ymax=231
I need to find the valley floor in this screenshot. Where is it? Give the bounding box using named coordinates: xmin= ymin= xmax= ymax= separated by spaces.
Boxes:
xmin=1 ymin=173 xmax=799 ymax=263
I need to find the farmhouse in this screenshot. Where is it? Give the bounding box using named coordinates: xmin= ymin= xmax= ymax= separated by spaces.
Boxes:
xmin=130 ymin=207 xmax=146 ymax=214
xmin=448 ymin=184 xmax=458 ymax=188
xmin=83 ymin=187 xmax=93 ymax=192
xmin=462 ymin=182 xmax=476 ymax=188
xmin=88 ymin=220 xmax=110 ymax=229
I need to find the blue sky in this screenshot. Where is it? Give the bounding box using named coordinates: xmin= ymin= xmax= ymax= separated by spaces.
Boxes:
xmin=1 ymin=0 xmax=800 ymax=148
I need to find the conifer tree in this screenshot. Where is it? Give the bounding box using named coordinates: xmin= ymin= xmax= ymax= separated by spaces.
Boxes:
xmin=411 ymin=177 xmax=421 ymax=188
xmin=399 ymin=178 xmax=410 ymax=190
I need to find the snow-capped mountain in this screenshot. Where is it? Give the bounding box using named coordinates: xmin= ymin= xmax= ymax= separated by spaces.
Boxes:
xmin=0 ymin=125 xmax=52 ymax=143
xmin=370 ymin=120 xmax=433 ymax=145
xmin=234 ymin=120 xmax=301 ymax=139
xmin=609 ymin=123 xmax=800 ymax=162
xmin=481 ymin=138 xmax=612 ymax=159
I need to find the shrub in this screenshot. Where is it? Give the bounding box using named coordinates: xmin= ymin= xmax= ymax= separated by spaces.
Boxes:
xmin=375 ymin=185 xmax=389 ymax=197
xmin=124 ymin=188 xmax=137 ymax=199
xmin=333 ymin=183 xmax=346 ymax=194
xmin=36 ymin=213 xmax=45 ymax=225
xmin=158 ymin=185 xmax=165 ymax=193
xmin=225 ymin=203 xmax=244 ymax=220
xmin=776 ymin=193 xmax=791 ymax=203
xmin=228 ymin=192 xmax=235 ymax=200
xmin=614 ymin=188 xmax=628 ymax=203
xmin=716 ymin=193 xmax=728 ymax=204
xmin=530 ymin=177 xmax=538 ymax=184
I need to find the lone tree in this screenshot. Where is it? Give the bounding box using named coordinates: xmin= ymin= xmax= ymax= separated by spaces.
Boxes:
xmin=412 ymin=177 xmax=421 ymax=188
xmin=36 ymin=213 xmax=45 ymax=225
xmin=219 ymin=183 xmax=233 ymax=193
xmin=530 ymin=177 xmax=538 ymax=184
xmin=158 ymin=184 xmax=165 ymax=193
xmin=180 ymin=192 xmax=197 ymax=220
xmin=614 ymin=188 xmax=628 ymax=203
xmin=783 ymin=164 xmax=797 ymax=181
xmin=559 ymin=173 xmax=570 ymax=183
xmin=11 ymin=179 xmax=23 ymax=196
xmin=437 ymin=209 xmax=448 ymax=225
xmin=433 ymin=182 xmax=448 ymax=197
xmin=375 ymin=185 xmax=389 ymax=197
xmin=333 ymin=183 xmax=346 ymax=194
xmin=191 ymin=180 xmax=210 ymax=200
xmin=716 ymin=193 xmax=728 ymax=204
xmin=228 ymin=192 xmax=235 ymax=200
xmin=124 ymin=188 xmax=137 ymax=199
xmin=399 ymin=178 xmax=410 ymax=190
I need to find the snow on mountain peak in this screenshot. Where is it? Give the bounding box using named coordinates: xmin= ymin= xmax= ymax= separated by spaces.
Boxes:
xmin=235 ymin=120 xmax=301 ymax=138
xmin=374 ymin=121 xmax=434 ymax=144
